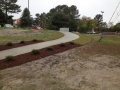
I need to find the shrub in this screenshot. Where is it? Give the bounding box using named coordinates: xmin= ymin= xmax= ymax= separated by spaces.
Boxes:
xmin=20 ymin=40 xmax=25 ymax=44
xmin=5 ymin=55 xmax=14 ymax=61
xmin=47 ymin=47 xmax=54 ymax=51
xmin=33 ymin=39 xmax=37 ymax=42
xmin=31 ymin=49 xmax=40 ymax=55
xmin=6 ymin=42 xmax=13 ymax=46
xmin=69 ymin=42 xmax=75 ymax=45
xmin=59 ymin=43 xmax=66 ymax=47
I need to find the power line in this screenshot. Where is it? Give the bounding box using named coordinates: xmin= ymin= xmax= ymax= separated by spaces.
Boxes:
xmin=109 ymin=2 xmax=120 ymax=23
xmin=113 ymin=13 xmax=120 ymax=23
xmin=112 ymin=11 xmax=120 ymax=22
xmin=113 ymin=10 xmax=120 ymax=24
xmin=117 ymin=21 xmax=120 ymax=23
xmin=114 ymin=17 xmax=120 ymax=24
xmin=112 ymin=9 xmax=120 ymax=23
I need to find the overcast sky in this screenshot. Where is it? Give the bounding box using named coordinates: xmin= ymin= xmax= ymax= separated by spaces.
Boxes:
xmin=11 ymin=0 xmax=120 ymax=25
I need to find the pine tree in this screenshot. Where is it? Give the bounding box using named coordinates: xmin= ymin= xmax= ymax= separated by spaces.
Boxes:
xmin=0 ymin=0 xmax=21 ymax=23
xmin=20 ymin=8 xmax=31 ymax=28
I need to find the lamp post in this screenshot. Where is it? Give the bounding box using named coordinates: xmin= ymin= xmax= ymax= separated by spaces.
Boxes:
xmin=28 ymin=0 xmax=29 ymax=28
xmin=101 ymin=11 xmax=104 ymax=21
xmin=28 ymin=0 xmax=29 ymax=10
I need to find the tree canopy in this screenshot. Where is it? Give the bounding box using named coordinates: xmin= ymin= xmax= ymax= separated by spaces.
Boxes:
xmin=78 ymin=16 xmax=97 ymax=33
xmin=0 ymin=9 xmax=6 ymax=26
xmin=94 ymin=14 xmax=103 ymax=31
xmin=34 ymin=13 xmax=40 ymax=25
xmin=51 ymin=12 xmax=70 ymax=30
xmin=0 ymin=0 xmax=21 ymax=23
xmin=45 ymin=5 xmax=80 ymax=31
xmin=109 ymin=22 xmax=120 ymax=32
xmin=20 ymin=8 xmax=32 ymax=28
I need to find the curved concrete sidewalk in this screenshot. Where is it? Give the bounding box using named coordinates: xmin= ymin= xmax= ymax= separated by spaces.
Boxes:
xmin=0 ymin=31 xmax=79 ymax=60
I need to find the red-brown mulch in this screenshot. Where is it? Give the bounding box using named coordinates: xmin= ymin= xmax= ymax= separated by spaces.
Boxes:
xmin=0 ymin=40 xmax=44 ymax=51
xmin=0 ymin=42 xmax=82 ymax=70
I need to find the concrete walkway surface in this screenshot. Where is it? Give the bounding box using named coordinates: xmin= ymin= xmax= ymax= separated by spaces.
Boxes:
xmin=0 ymin=31 xmax=79 ymax=60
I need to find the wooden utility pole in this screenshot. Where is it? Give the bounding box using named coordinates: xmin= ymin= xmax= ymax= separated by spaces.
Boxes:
xmin=28 ymin=0 xmax=29 ymax=27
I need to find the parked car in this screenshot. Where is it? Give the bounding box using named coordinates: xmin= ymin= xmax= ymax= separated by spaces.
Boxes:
xmin=32 ymin=25 xmax=43 ymax=30
xmin=4 ymin=24 xmax=13 ymax=28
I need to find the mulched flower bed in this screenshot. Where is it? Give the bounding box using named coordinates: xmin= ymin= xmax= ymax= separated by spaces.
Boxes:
xmin=0 ymin=42 xmax=82 ymax=70
xmin=0 ymin=40 xmax=44 ymax=51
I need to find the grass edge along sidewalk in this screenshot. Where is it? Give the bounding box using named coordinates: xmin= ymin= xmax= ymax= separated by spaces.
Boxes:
xmin=0 ymin=30 xmax=64 ymax=44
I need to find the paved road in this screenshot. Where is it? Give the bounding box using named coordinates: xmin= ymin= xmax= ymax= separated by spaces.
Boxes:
xmin=0 ymin=31 xmax=79 ymax=60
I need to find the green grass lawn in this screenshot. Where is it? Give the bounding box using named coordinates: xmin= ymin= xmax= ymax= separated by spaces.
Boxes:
xmin=73 ymin=33 xmax=120 ymax=57
xmin=86 ymin=34 xmax=120 ymax=45
xmin=0 ymin=28 xmax=119 ymax=46
xmin=0 ymin=29 xmax=64 ymax=44
xmin=73 ymin=33 xmax=120 ymax=45
xmin=73 ymin=33 xmax=92 ymax=45
xmin=100 ymin=35 xmax=120 ymax=45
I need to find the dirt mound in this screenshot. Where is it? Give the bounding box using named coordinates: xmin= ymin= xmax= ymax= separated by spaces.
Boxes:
xmin=0 ymin=29 xmax=43 ymax=36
